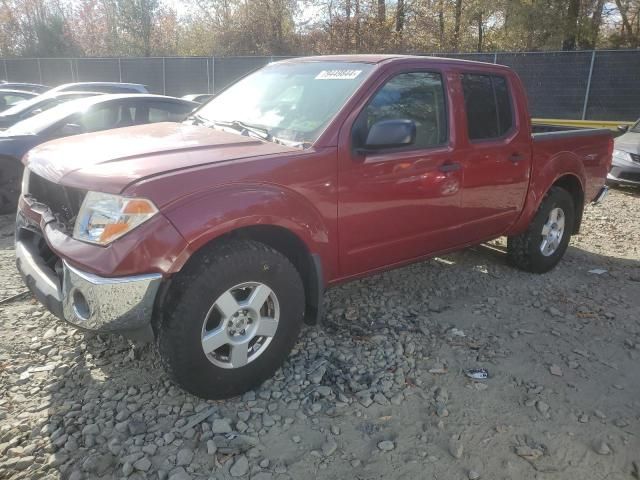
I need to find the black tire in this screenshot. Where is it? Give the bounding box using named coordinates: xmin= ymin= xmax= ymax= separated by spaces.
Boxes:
xmin=157 ymin=239 xmax=305 ymax=399
xmin=507 ymin=186 xmax=575 ymax=274
xmin=0 ymin=160 xmax=22 ymax=215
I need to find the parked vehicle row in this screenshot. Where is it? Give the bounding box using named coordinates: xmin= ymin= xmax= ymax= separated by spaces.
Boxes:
xmin=1 ymin=80 xmax=148 ymax=95
xmin=0 ymin=81 xmax=49 ymax=93
xmin=0 ymin=91 xmax=102 ymax=129
xmin=0 ymin=82 xmax=150 ymax=127
xmin=12 ymin=55 xmax=613 ymax=400
xmin=0 ymin=82 xmax=198 ymax=213
xmin=0 ymin=89 xmax=38 ymax=111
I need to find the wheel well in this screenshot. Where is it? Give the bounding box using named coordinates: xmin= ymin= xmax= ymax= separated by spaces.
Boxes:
xmin=179 ymin=225 xmax=323 ymax=326
xmin=552 ymin=175 xmax=584 ymax=234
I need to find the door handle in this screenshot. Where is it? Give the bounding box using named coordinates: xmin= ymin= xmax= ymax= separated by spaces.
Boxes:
xmin=509 ymin=152 xmax=525 ymax=163
xmin=438 ymin=162 xmax=462 ymax=173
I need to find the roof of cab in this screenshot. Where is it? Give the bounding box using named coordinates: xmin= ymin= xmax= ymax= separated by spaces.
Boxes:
xmin=277 ymin=54 xmax=508 ymax=69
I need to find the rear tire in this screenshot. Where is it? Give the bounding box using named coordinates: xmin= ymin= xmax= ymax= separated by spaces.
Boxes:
xmin=507 ymin=187 xmax=575 ymax=273
xmin=157 ymin=239 xmax=305 ymax=399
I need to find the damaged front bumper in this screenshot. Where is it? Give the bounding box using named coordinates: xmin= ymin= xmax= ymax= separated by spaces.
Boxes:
xmin=15 ymin=211 xmax=161 ymax=334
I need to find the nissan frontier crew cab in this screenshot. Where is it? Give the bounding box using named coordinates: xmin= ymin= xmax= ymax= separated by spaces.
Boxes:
xmin=15 ymin=55 xmax=612 ymax=399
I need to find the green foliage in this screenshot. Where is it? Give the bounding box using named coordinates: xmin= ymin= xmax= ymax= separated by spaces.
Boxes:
xmin=25 ymin=15 xmax=80 ymax=57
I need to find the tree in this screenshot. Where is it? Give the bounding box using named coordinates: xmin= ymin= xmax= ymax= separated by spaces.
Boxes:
xmin=0 ymin=0 xmax=638 ymax=57
xmin=452 ymin=0 xmax=463 ymax=51
xmin=562 ymin=0 xmax=580 ymax=50
xmin=116 ymin=0 xmax=160 ymax=56
xmin=611 ymin=0 xmax=640 ymax=47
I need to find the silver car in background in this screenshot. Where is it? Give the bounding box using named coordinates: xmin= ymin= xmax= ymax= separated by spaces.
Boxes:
xmin=609 ymin=120 xmax=640 ymax=187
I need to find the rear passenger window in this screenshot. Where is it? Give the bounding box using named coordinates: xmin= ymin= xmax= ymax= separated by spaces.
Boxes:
xmin=462 ymin=74 xmax=513 ymax=140
xmin=361 ymin=72 xmax=447 ymax=148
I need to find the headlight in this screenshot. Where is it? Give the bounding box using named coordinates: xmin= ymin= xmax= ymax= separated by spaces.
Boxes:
xmin=73 ymin=192 xmax=158 ymax=245
xmin=612 ymin=149 xmax=632 ymax=164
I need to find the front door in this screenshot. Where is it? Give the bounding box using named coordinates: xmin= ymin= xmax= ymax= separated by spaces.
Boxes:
xmin=337 ymin=69 xmax=466 ymax=277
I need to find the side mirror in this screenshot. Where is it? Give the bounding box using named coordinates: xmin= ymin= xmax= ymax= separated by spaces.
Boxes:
xmin=361 ymin=119 xmax=416 ymax=152
xmin=617 ymin=125 xmax=629 ymax=133
xmin=28 ymin=108 xmax=43 ymax=117
xmin=59 ymin=123 xmax=83 ymax=136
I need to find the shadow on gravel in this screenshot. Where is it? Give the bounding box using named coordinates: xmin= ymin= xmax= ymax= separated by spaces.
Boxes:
xmin=472 ymin=241 xmax=640 ymax=275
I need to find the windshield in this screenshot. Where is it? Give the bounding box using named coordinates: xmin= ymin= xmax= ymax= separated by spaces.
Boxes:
xmin=191 ymin=61 xmax=374 ymax=146
xmin=2 ymin=98 xmax=92 ymax=136
xmin=0 ymin=94 xmax=57 ymax=117
xmin=0 ymin=92 xmax=96 ymax=118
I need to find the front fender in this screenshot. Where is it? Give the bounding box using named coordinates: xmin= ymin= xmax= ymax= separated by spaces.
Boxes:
xmin=162 ymin=183 xmax=335 ymax=277
xmin=508 ymin=149 xmax=585 ymax=236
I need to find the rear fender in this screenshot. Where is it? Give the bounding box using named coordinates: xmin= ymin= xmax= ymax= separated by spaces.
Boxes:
xmin=508 ymin=151 xmax=585 ymax=236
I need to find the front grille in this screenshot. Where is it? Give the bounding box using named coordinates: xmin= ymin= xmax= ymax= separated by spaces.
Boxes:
xmin=619 ymin=171 xmax=640 ymax=182
xmin=28 ymin=173 xmax=86 ymax=227
xmin=630 ymin=152 xmax=640 ymax=164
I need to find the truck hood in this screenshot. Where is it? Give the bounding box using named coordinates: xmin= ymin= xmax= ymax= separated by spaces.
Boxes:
xmin=25 ymin=122 xmax=298 ymax=193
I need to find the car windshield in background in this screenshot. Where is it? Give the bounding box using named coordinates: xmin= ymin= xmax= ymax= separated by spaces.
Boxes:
xmin=191 ymin=62 xmax=375 ymax=147
xmin=0 ymin=94 xmax=56 ymax=117
xmin=2 ymin=99 xmax=91 ymax=136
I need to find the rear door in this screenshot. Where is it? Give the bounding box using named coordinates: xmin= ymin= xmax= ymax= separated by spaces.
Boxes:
xmin=456 ymin=71 xmax=531 ymax=241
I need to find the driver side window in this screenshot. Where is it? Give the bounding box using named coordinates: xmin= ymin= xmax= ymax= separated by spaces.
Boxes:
xmin=80 ymin=104 xmax=124 ymax=132
xmin=359 ymin=72 xmax=448 ymax=149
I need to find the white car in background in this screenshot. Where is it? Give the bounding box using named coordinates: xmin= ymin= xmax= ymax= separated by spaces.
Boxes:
xmin=609 ymin=120 xmax=640 ymax=187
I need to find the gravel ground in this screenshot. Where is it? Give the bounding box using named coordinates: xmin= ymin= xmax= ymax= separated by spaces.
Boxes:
xmin=1 ymin=188 xmax=639 ymax=480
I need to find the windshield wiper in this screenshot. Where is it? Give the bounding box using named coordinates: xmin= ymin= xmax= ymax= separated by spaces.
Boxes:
xmin=186 ymin=116 xmax=303 ymax=147
xmin=213 ymin=120 xmax=271 ymax=140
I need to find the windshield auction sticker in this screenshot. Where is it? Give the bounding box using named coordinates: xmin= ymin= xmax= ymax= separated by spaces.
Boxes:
xmin=315 ymin=70 xmax=362 ymax=80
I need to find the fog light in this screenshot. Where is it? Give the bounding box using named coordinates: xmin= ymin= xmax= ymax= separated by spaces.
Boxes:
xmin=72 ymin=290 xmax=91 ymax=321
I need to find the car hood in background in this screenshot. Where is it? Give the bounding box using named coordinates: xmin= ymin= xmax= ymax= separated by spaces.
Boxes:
xmin=24 ymin=122 xmax=298 ymax=194
xmin=614 ymin=131 xmax=640 ymax=154
xmin=0 ymin=134 xmax=41 ymax=160
xmin=0 ymin=115 xmax=19 ymax=129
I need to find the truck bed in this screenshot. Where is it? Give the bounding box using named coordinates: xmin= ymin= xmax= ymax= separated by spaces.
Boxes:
xmin=530 ymin=124 xmax=612 ymax=203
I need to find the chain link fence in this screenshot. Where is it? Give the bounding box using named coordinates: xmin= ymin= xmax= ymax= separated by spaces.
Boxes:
xmin=1 ymin=51 xmax=638 ymax=121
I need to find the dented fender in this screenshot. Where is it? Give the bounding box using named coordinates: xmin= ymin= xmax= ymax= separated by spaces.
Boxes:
xmin=161 ymin=182 xmax=335 ymax=278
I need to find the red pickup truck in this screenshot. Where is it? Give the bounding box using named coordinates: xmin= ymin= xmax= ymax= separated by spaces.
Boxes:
xmin=15 ymin=55 xmax=612 ymax=399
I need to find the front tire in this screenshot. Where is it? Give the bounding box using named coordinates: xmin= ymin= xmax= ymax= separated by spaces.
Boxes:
xmin=507 ymin=187 xmax=575 ymax=273
xmin=157 ymin=239 xmax=305 ymax=399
